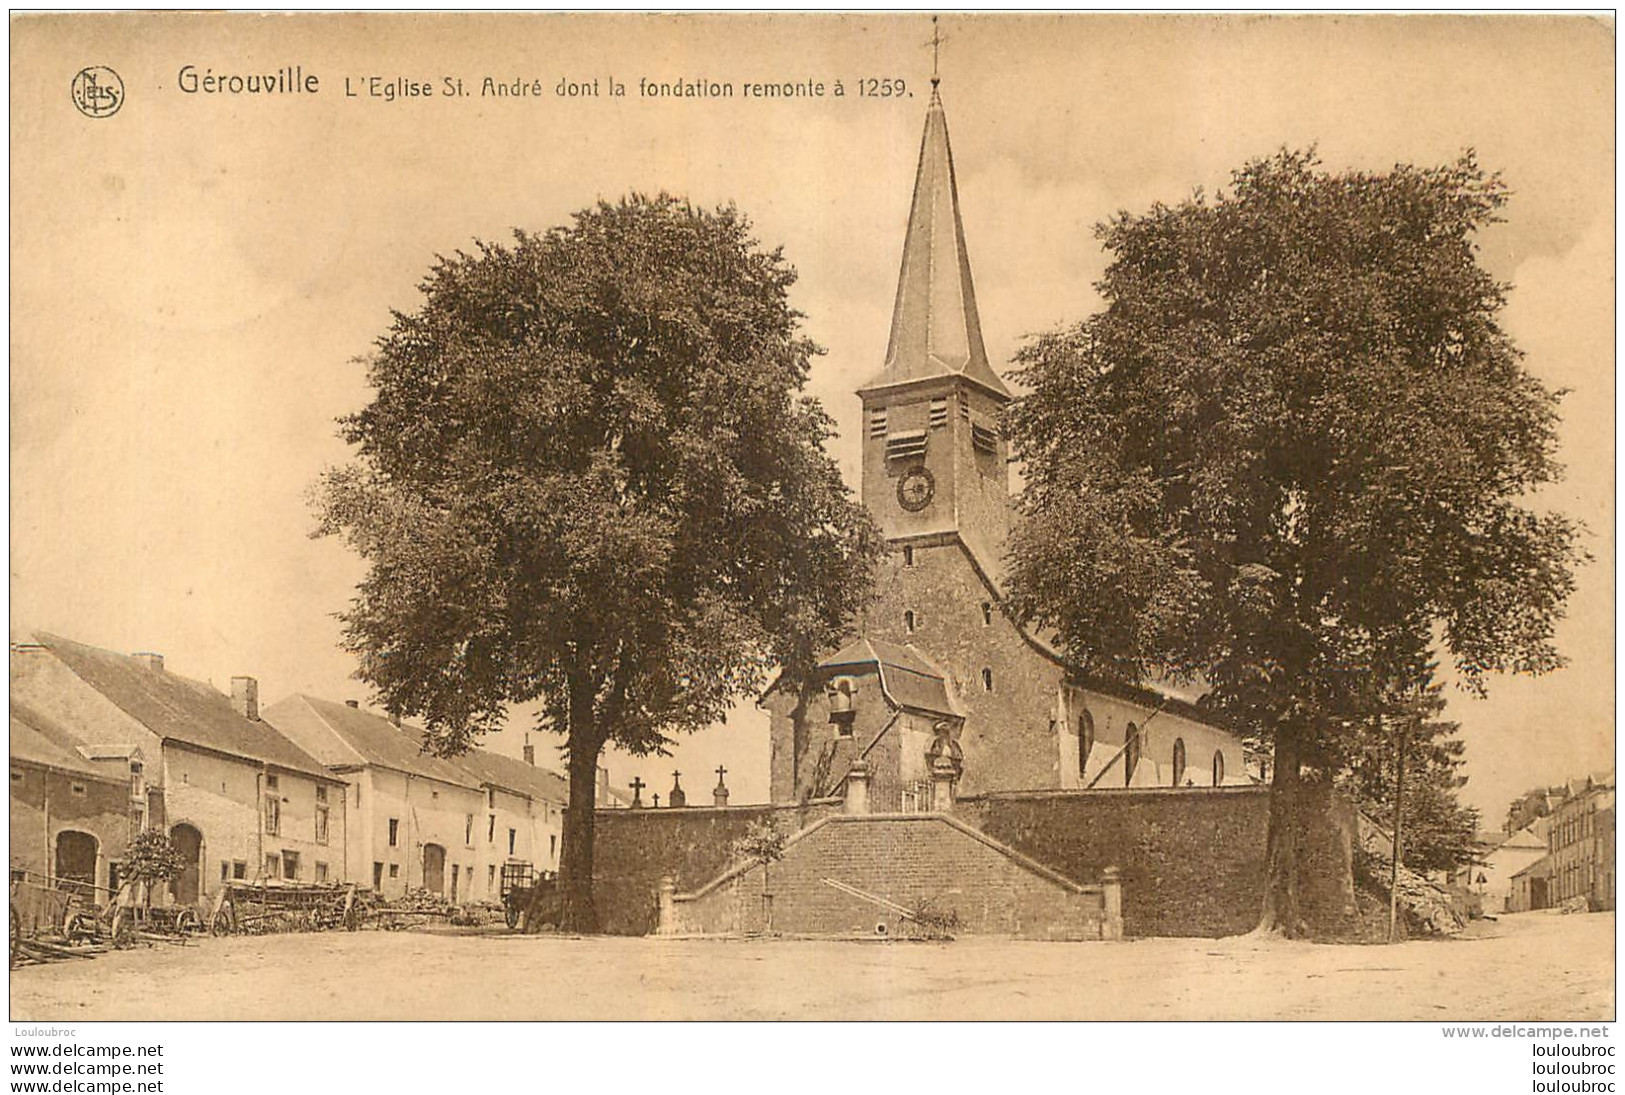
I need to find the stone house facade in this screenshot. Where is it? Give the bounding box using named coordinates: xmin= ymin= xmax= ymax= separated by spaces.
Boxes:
xmin=1546 ymin=772 xmax=1615 ymax=911
xmin=262 ymin=694 xmax=566 ymax=901
xmin=10 ymin=634 xmax=347 ymax=907
xmin=9 ymin=705 xmax=143 ymax=902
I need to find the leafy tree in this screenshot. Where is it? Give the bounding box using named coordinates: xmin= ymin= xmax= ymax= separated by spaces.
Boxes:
xmin=1005 ymin=149 xmax=1584 ymax=935
xmin=125 ymin=829 xmax=187 ymax=908
xmin=730 ymin=817 xmax=788 ymax=933
xmin=316 ymin=195 xmax=881 ymax=932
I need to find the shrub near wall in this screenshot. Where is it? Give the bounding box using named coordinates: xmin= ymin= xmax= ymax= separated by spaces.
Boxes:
xmin=592 ymin=801 xmax=838 ymax=935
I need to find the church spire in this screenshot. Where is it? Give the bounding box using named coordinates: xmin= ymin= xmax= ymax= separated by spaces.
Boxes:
xmin=860 ymin=72 xmax=1010 ymax=400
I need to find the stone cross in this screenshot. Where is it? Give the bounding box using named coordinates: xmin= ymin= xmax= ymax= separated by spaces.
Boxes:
xmin=713 ymin=765 xmax=730 ymax=808
xmin=652 ymin=792 xmax=661 ymax=808
xmin=715 ymin=765 xmax=728 ymax=786
xmin=669 ymin=770 xmax=686 ymax=808
xmin=629 ymin=776 xmax=645 ymax=809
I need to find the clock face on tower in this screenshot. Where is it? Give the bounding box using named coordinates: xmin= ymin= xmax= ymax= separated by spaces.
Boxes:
xmin=897 ymin=465 xmax=935 ymax=512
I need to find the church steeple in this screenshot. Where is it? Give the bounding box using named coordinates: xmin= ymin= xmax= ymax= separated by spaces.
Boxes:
xmin=857 ymin=66 xmax=1012 ymax=556
xmin=860 ymin=83 xmax=1010 ymax=400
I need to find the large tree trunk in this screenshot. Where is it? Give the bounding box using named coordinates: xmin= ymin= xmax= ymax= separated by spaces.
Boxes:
xmin=550 ymin=735 xmax=604 ymax=933
xmin=1256 ymin=726 xmax=1307 ymax=937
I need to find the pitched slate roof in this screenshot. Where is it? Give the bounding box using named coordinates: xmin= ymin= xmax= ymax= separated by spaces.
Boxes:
xmin=860 ymin=88 xmax=1009 ymax=400
xmin=817 ymin=638 xmax=960 ymax=718
xmin=9 ymin=705 xmax=127 ymax=784
xmin=35 ymin=633 xmax=337 ymax=782
xmin=266 ymin=695 xmax=482 ymax=790
xmin=398 ymin=725 xmax=567 ymax=805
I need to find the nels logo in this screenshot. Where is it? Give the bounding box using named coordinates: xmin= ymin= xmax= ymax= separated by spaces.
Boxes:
xmin=71 ymin=66 xmax=124 ymax=118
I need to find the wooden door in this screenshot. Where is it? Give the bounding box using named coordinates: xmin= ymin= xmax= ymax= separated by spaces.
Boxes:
xmin=422 ymin=843 xmax=445 ymax=893
xmin=170 ymin=824 xmax=203 ymax=904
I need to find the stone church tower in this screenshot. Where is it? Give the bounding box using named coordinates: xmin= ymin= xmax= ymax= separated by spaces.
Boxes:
xmin=857 ymin=83 xmax=1013 ymax=569
xmin=766 ymin=83 xmax=1245 ymax=809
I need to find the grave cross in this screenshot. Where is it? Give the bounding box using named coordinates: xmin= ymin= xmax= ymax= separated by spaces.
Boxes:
xmin=715 ymin=765 xmax=728 ymax=786
xmin=629 ymin=776 xmax=645 ymax=808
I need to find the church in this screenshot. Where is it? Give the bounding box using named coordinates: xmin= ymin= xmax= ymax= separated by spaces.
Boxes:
xmin=589 ymin=77 xmax=1362 ymax=943
xmin=764 ymin=79 xmax=1247 ymax=812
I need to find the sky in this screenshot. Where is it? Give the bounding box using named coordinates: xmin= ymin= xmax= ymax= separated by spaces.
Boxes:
xmin=10 ymin=13 xmax=1614 ymax=822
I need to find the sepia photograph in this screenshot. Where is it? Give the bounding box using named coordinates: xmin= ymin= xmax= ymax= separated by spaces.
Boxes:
xmin=6 ymin=10 xmax=1615 ymax=1047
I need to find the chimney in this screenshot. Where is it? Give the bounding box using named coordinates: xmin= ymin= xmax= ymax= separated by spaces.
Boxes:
xmin=523 ymin=743 xmax=535 ymax=767
xmin=344 ymin=699 xmax=359 ymax=709
xmin=132 ymin=652 xmax=164 ymax=673
xmin=230 ymin=676 xmax=259 ymax=722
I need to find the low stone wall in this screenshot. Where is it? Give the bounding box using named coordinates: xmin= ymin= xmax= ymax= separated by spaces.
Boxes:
xmin=960 ymin=784 xmax=1357 ymax=938
xmin=669 ymin=813 xmax=1113 ymax=940
xmin=594 ymin=784 xmax=1357 ymax=939
xmin=591 ymin=800 xmax=839 ymax=935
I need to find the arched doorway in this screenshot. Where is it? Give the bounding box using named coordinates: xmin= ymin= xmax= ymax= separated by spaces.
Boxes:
xmin=169 ymin=823 xmax=203 ymax=905
xmin=422 ymin=843 xmax=446 ymax=894
xmin=55 ymin=831 xmax=97 ymax=897
xmin=1171 ymin=738 xmax=1187 ymax=786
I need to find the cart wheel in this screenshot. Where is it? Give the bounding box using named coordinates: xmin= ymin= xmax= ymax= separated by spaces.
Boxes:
xmin=210 ymin=908 xmax=234 ymax=937
xmin=176 ymin=909 xmax=201 ymax=935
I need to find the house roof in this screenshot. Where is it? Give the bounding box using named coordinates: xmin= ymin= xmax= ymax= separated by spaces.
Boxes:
xmin=398 ymin=725 xmax=568 ymax=805
xmin=1510 ymin=854 xmax=1554 ymax=881
xmin=268 ymin=695 xmax=483 ymax=791
xmin=9 ymin=705 xmax=127 ymax=784
xmin=1500 ymin=824 xmax=1549 ymax=851
xmin=817 ymin=638 xmax=960 ymax=718
xmin=35 ymin=633 xmax=337 ymax=782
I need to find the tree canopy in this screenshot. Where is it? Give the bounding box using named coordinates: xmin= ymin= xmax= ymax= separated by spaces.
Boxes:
xmin=1005 ymin=149 xmax=1584 ymax=932
xmin=316 ymin=194 xmax=881 ymax=929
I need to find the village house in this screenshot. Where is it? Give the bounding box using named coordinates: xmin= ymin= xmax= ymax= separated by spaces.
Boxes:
xmin=260 ymin=694 xmax=489 ymax=900
xmin=9 ymin=701 xmax=145 ymax=903
xmin=1462 ymin=821 xmax=1549 ymax=914
xmin=412 ymin=731 xmax=568 ymax=897
xmin=10 ymin=635 xmax=348 ymax=907
xmin=262 ymin=695 xmax=570 ymax=902
xmin=1546 ymin=772 xmax=1614 ymax=912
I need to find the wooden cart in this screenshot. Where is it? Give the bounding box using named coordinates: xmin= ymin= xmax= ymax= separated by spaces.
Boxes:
xmin=209 ymin=880 xmax=359 ymax=936
xmin=499 ymin=862 xmax=557 ymax=930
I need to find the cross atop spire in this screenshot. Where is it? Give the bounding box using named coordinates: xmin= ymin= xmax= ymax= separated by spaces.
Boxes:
xmin=858 ymin=56 xmax=1010 ymax=400
xmin=928 ymin=16 xmax=946 ymax=91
